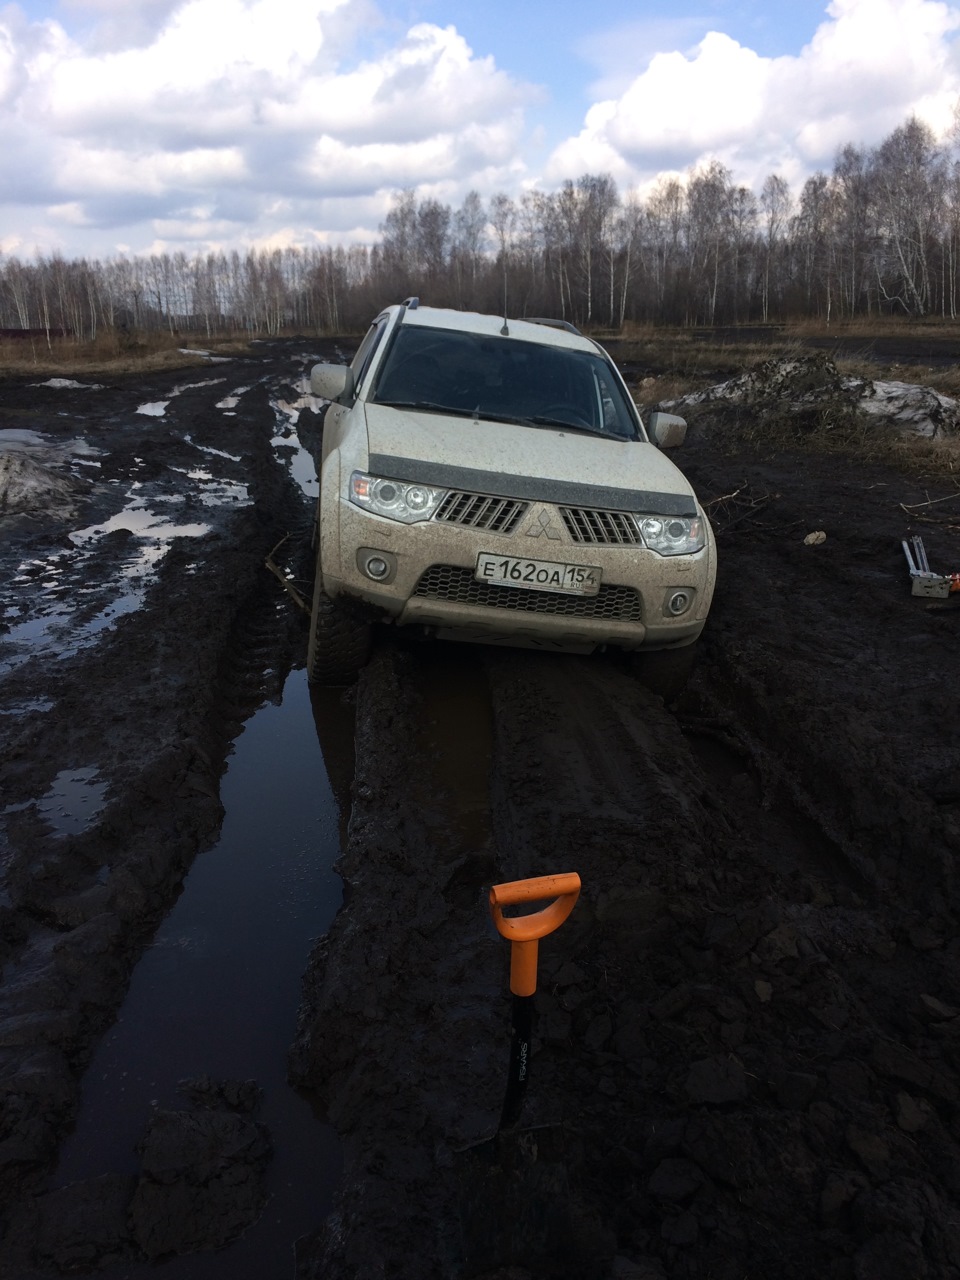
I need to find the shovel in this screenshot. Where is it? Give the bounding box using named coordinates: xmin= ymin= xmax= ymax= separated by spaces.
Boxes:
xmin=488 ymin=872 xmax=581 ymax=1128
xmin=456 ymin=872 xmax=583 ymax=1275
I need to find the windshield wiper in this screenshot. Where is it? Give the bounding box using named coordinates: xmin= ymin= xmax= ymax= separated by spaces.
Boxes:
xmin=376 ymin=400 xmax=633 ymax=439
xmin=375 ymin=399 xmax=475 ymax=417
xmin=526 ymin=416 xmax=633 ymax=440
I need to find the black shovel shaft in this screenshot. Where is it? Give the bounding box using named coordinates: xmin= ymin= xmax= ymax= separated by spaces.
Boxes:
xmin=500 ymin=994 xmax=533 ymax=1129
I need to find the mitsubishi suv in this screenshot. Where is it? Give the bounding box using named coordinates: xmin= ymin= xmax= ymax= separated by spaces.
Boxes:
xmin=306 ymin=300 xmax=716 ymax=684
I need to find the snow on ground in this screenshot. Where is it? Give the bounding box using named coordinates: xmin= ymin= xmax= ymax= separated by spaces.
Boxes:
xmin=661 ymin=357 xmax=960 ymax=438
xmin=0 ymin=453 xmax=87 ymax=518
xmin=32 ymin=378 xmax=104 ymax=390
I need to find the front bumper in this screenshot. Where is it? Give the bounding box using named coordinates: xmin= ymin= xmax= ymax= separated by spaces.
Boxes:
xmin=322 ymin=497 xmax=715 ymax=653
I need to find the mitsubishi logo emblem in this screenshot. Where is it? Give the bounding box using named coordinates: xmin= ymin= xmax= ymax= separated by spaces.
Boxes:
xmin=525 ymin=509 xmax=562 ymax=540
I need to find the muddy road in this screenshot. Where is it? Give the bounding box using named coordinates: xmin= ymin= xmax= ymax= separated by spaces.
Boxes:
xmin=1 ymin=338 xmax=959 ymax=1279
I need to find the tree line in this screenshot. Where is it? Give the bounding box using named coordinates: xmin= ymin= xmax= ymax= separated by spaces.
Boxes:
xmin=2 ymin=113 xmax=959 ymax=341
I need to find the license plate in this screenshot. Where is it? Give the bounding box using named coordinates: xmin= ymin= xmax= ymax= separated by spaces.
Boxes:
xmin=475 ymin=553 xmax=601 ymax=596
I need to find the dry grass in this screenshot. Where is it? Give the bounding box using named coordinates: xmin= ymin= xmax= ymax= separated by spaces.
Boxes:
xmin=0 ymin=330 xmax=257 ymax=377
xmin=615 ymin=317 xmax=960 ymax=395
xmin=784 ymin=314 xmax=960 ymax=338
xmin=613 ymin=321 xmax=960 ymax=482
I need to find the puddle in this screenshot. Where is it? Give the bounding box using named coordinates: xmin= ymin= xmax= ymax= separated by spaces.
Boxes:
xmin=0 ymin=465 xmax=254 ymax=675
xmin=168 ymin=466 xmax=249 ymax=506
xmin=37 ymin=766 xmax=107 ymax=836
xmin=215 ymin=387 xmax=251 ymax=411
xmin=270 ymin=376 xmax=320 ymax=500
xmin=55 ymin=667 xmax=351 ymax=1277
xmin=138 ymin=379 xmax=228 ymax=420
xmin=73 ymin=509 xmax=209 ymax=550
xmin=0 ymin=697 xmax=54 ymax=717
xmin=185 ymin=435 xmax=242 ymax=462
xmin=173 ymin=379 xmax=227 ymax=395
xmin=0 ymin=428 xmax=50 ymax=450
xmin=0 ymin=500 xmax=214 ymax=674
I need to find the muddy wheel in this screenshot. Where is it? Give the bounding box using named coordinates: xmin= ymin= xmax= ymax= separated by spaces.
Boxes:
xmin=307 ymin=584 xmax=372 ymax=685
xmin=633 ymin=643 xmax=697 ymax=703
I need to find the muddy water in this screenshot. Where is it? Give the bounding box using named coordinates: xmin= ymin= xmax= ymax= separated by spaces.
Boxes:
xmin=53 ymin=668 xmax=349 ymax=1277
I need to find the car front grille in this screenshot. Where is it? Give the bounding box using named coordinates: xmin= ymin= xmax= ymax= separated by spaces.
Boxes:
xmin=559 ymin=506 xmax=643 ymax=545
xmin=434 ymin=491 xmax=529 ymax=534
xmin=413 ymin=565 xmax=643 ymax=620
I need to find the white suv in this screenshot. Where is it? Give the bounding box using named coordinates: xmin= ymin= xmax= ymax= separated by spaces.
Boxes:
xmin=307 ymin=301 xmax=716 ymax=684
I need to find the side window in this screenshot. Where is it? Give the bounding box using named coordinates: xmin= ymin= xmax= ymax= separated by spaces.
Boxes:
xmin=351 ymin=317 xmax=388 ymax=393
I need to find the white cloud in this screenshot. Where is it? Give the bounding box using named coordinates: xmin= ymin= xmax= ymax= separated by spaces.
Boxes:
xmin=0 ymin=0 xmax=535 ymax=256
xmin=39 ymin=0 xmax=343 ymax=128
xmin=266 ymin=24 xmax=531 ymax=147
xmin=2 ymin=0 xmax=960 ymax=259
xmin=545 ymin=0 xmax=960 ymax=192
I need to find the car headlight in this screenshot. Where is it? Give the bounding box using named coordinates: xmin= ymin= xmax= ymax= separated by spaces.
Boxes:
xmin=349 ymin=471 xmax=447 ymax=523
xmin=637 ymin=514 xmax=704 ymax=556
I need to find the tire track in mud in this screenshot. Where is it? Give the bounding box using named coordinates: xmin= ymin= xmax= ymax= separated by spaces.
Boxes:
xmin=4 ymin=342 xmax=960 ymax=1277
xmin=294 ymin=585 xmax=960 ymax=1278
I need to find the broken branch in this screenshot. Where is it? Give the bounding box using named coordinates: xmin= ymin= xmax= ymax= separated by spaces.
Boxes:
xmin=265 ymin=534 xmax=310 ymax=615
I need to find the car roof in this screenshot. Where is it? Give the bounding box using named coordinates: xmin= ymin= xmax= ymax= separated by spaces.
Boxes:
xmin=393 ymin=304 xmax=598 ymax=354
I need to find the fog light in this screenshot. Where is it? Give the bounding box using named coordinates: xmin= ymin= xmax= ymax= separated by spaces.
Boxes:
xmin=357 ymin=547 xmax=397 ymax=583
xmin=665 ymin=589 xmax=692 ymax=616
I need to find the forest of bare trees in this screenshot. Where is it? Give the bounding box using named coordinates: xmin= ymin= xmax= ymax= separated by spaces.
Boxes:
xmin=3 ymin=113 xmax=960 ymax=341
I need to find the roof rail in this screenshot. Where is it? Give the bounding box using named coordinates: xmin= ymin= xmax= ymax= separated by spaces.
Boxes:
xmin=402 ymin=296 xmax=420 ymax=310
xmin=523 ymin=316 xmax=581 ymax=336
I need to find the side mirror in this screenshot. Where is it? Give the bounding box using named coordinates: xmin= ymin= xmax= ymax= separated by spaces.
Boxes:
xmin=310 ymin=363 xmax=355 ymax=404
xmin=647 ymin=411 xmax=688 ymax=449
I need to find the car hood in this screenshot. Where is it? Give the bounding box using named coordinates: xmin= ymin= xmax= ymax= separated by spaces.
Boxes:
xmin=361 ymin=403 xmax=699 ymax=514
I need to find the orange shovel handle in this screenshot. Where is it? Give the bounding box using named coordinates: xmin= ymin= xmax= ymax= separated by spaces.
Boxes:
xmin=489 ymin=873 xmax=581 ymax=997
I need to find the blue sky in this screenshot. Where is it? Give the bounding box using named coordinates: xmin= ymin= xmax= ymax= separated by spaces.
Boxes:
xmin=393 ymin=1 xmax=839 ymax=159
xmin=2 ymin=0 xmax=959 ymax=259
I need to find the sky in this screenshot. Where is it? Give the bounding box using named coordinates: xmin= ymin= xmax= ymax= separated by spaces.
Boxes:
xmin=2 ymin=0 xmax=960 ymax=260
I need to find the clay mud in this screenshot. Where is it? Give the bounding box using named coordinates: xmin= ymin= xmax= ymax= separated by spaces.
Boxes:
xmin=1 ymin=336 xmax=959 ymax=1279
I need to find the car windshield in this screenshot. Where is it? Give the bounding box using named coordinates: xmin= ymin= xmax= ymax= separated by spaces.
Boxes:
xmin=370 ymin=324 xmax=641 ymax=440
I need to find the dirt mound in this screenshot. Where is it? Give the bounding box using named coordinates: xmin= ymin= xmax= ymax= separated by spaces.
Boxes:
xmin=665 ymin=353 xmax=960 ymax=439
xmin=0 ymin=452 xmax=89 ymax=518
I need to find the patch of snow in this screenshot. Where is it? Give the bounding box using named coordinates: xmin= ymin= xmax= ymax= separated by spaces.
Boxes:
xmin=33 ymin=378 xmax=104 ymax=390
xmin=660 ymin=358 xmax=960 ymax=439
xmin=858 ymin=380 xmax=960 ymax=439
xmin=178 ymin=348 xmax=233 ymax=363
xmin=0 ymin=453 xmax=86 ymax=517
xmin=269 ymin=386 xmax=319 ymax=498
xmin=137 ymin=401 xmax=169 ymax=416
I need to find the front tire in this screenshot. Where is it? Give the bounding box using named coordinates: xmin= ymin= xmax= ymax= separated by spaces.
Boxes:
xmin=307 ymin=584 xmax=372 ymax=686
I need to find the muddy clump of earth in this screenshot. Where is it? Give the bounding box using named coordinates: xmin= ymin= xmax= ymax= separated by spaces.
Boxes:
xmin=3 ymin=1075 xmax=269 ymax=1270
